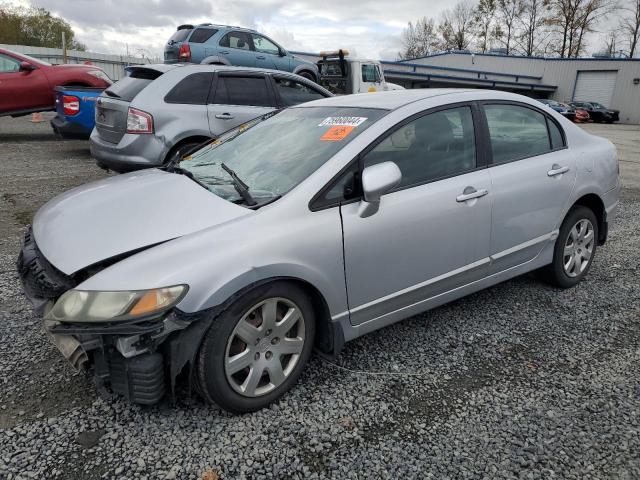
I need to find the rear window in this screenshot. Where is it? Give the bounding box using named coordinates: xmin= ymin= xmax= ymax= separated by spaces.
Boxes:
xmin=189 ymin=28 xmax=217 ymax=43
xmin=169 ymin=28 xmax=191 ymax=43
xmin=165 ymin=72 xmax=214 ymax=104
xmin=104 ymin=69 xmax=162 ymax=101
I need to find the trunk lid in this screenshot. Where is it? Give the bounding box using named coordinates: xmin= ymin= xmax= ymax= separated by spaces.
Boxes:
xmin=32 ymin=169 xmax=250 ymax=275
xmin=94 ymin=66 xmax=167 ymax=144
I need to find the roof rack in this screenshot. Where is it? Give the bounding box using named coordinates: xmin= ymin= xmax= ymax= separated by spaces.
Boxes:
xmin=176 ymin=24 xmax=193 ymax=30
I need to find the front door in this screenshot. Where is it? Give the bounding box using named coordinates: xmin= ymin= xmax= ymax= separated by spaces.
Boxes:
xmin=341 ymin=105 xmax=492 ymax=326
xmin=218 ymin=31 xmax=255 ymax=67
xmin=250 ymin=34 xmax=289 ymax=71
xmin=481 ymin=102 xmax=577 ymax=272
xmin=360 ymin=63 xmax=382 ymax=93
xmin=0 ymin=54 xmax=50 ymax=114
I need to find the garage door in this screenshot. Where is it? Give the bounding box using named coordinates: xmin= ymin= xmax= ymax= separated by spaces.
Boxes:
xmin=573 ymin=70 xmax=617 ymax=107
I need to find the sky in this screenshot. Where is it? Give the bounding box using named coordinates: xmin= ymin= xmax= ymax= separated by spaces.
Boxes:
xmin=10 ymin=0 xmax=454 ymax=60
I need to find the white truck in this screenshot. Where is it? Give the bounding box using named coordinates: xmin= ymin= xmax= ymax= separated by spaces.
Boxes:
xmin=316 ymin=49 xmax=404 ymax=95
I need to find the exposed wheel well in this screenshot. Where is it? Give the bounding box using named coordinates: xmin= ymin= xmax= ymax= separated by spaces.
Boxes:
xmin=297 ymin=69 xmax=317 ymax=82
xmin=572 ymin=194 xmax=607 ymax=245
xmin=164 ymin=136 xmax=211 ymax=164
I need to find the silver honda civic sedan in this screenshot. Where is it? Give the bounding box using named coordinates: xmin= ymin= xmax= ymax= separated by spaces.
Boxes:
xmin=18 ymin=89 xmax=619 ymax=413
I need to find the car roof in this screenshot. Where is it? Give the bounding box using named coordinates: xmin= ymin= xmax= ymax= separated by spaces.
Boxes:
xmin=137 ymin=63 xmax=308 ymax=78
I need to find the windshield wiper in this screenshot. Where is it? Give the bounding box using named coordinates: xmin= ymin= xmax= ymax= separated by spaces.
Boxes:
xmin=221 ymin=163 xmax=257 ymax=206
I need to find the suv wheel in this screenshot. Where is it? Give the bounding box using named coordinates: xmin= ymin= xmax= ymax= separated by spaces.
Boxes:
xmin=197 ymin=282 xmax=315 ymax=413
xmin=544 ymin=206 xmax=598 ymax=288
xmin=298 ymin=71 xmax=315 ymax=82
xmin=164 ymin=141 xmax=204 ymax=166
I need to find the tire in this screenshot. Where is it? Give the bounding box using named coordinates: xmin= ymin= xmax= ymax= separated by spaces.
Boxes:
xmin=197 ymin=281 xmax=316 ymax=413
xmin=164 ymin=141 xmax=203 ymax=166
xmin=543 ymin=205 xmax=598 ymax=288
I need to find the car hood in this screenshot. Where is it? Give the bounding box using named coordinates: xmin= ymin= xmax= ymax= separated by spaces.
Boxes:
xmin=32 ymin=169 xmax=250 ymax=275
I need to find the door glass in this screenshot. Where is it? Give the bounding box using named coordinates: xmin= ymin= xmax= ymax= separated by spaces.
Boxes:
xmin=547 ymin=119 xmax=565 ymax=150
xmin=164 ymin=72 xmax=213 ymax=104
xmin=273 ymin=77 xmax=325 ymax=106
xmin=361 ymin=64 xmax=377 ymax=83
xmin=213 ymin=76 xmax=272 ymax=107
xmin=484 ymin=104 xmax=552 ymax=164
xmin=220 ymin=32 xmax=251 ymax=50
xmin=252 ymin=35 xmax=280 ymax=55
xmin=0 ymin=54 xmax=20 ymax=73
xmin=363 ymin=106 xmax=477 ymax=188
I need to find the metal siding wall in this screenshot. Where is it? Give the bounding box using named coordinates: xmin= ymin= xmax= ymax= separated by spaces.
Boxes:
xmin=1 ymin=44 xmax=160 ymax=80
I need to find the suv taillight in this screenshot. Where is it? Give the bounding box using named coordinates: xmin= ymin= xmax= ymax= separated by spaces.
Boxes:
xmin=178 ymin=43 xmax=191 ymax=62
xmin=126 ymin=107 xmax=153 ymax=134
xmin=62 ymin=95 xmax=80 ymax=116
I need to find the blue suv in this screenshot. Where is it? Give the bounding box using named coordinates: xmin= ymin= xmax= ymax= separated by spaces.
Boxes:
xmin=164 ymin=24 xmax=318 ymax=82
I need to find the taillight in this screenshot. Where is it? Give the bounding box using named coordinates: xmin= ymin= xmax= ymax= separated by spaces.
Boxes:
xmin=62 ymin=95 xmax=80 ymax=116
xmin=178 ymin=43 xmax=191 ymax=62
xmin=126 ymin=107 xmax=153 ymax=134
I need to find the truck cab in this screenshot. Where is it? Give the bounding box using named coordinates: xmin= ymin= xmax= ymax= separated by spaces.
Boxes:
xmin=317 ymin=49 xmax=404 ymax=95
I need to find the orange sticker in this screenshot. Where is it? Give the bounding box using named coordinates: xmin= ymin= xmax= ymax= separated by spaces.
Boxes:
xmin=320 ymin=125 xmax=354 ymax=141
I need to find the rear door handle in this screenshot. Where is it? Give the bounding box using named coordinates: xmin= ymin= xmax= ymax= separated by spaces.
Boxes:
xmin=256 ymin=55 xmax=266 ymax=60
xmin=219 ymin=50 xmax=229 ymax=55
xmin=215 ymin=113 xmax=234 ymax=120
xmin=547 ymin=164 xmax=570 ymax=177
xmin=456 ymin=187 xmax=488 ymax=203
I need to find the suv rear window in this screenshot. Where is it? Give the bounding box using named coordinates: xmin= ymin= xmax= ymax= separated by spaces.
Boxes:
xmin=169 ymin=28 xmax=191 ymax=43
xmin=104 ymin=69 xmax=163 ymax=101
xmin=165 ymin=72 xmax=214 ymax=104
xmin=189 ymin=28 xmax=217 ymax=43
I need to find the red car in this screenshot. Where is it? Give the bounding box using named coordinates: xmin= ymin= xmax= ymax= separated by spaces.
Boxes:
xmin=0 ymin=48 xmax=112 ymax=117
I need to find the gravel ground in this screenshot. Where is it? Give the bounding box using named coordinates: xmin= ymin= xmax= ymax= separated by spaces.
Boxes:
xmin=0 ymin=116 xmax=639 ymax=479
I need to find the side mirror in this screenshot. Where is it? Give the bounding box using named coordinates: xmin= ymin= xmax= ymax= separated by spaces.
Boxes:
xmin=358 ymin=161 xmax=402 ymax=218
xmin=19 ymin=61 xmax=35 ymax=72
xmin=279 ymin=48 xmax=287 ymax=57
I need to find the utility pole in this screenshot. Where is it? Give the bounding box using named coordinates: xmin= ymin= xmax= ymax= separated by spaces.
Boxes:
xmin=62 ymin=31 xmax=67 ymax=63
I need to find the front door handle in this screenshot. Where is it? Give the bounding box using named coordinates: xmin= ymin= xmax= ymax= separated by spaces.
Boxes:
xmin=256 ymin=55 xmax=266 ymax=60
xmin=219 ymin=50 xmax=229 ymax=55
xmin=215 ymin=113 xmax=234 ymax=120
xmin=456 ymin=187 xmax=488 ymax=203
xmin=548 ymin=164 xmax=570 ymax=177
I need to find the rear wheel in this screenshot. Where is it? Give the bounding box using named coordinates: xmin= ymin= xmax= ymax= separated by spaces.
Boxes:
xmin=197 ymin=282 xmax=315 ymax=413
xmin=543 ymin=206 xmax=598 ymax=288
xmin=164 ymin=141 xmax=204 ymax=166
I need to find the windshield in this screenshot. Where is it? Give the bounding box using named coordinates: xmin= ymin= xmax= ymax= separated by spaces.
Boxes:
xmin=591 ymin=102 xmax=605 ymax=109
xmin=180 ymin=106 xmax=386 ymax=203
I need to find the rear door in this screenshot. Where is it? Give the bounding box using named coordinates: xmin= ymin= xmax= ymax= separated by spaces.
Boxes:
xmin=218 ymin=31 xmax=255 ymax=67
xmin=94 ymin=68 xmax=161 ymax=144
xmin=481 ymin=102 xmax=577 ymax=272
xmin=207 ymin=73 xmax=277 ymax=135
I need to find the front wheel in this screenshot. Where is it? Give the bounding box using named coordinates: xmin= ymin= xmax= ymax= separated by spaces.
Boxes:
xmin=196 ymin=282 xmax=315 ymax=413
xmin=298 ymin=71 xmax=316 ymax=82
xmin=543 ymin=206 xmax=598 ymax=288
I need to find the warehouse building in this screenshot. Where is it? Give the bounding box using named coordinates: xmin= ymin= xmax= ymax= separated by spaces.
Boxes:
xmin=387 ymin=52 xmax=640 ymax=124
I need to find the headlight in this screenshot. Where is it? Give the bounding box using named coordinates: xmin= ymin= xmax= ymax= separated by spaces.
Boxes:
xmin=87 ymin=70 xmax=113 ymax=85
xmin=45 ymin=285 xmax=187 ymax=323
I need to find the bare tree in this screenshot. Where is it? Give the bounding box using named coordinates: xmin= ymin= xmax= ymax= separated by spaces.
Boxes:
xmin=399 ymin=17 xmax=438 ymax=59
xmin=496 ymin=0 xmax=525 ymax=54
xmin=473 ymin=0 xmax=499 ymax=52
xmin=622 ymin=0 xmax=640 ymax=56
xmin=516 ymin=0 xmax=548 ymax=55
xmin=439 ymin=0 xmax=477 ymax=50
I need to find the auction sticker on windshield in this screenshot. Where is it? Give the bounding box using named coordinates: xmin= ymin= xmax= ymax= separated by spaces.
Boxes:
xmin=321 ymin=125 xmax=354 ymax=141
xmin=318 ymin=117 xmax=367 ymax=127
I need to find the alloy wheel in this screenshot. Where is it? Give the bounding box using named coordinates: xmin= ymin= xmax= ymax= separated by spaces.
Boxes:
xmin=563 ymin=218 xmax=595 ymax=278
xmin=224 ymin=297 xmax=306 ymax=397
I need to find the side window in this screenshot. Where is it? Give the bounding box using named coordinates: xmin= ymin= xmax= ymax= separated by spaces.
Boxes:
xmin=220 ymin=31 xmax=251 ymax=50
xmin=189 ymin=28 xmax=217 ymax=43
xmin=314 ymin=162 xmax=360 ymax=208
xmin=363 ymin=106 xmax=476 ymax=188
xmin=274 ymin=77 xmax=325 ymax=106
xmin=547 ymin=118 xmax=565 ymax=150
xmin=0 ymin=54 xmax=20 ymax=73
xmin=164 ymin=72 xmax=213 ymax=104
xmin=484 ymin=104 xmax=551 ymax=164
xmin=213 ymin=76 xmax=273 ymax=107
xmin=361 ymin=64 xmax=377 ymax=83
xmin=252 ymin=35 xmax=280 ymax=55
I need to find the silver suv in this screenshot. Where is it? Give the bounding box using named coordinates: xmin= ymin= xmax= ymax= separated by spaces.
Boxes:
xmin=90 ymin=64 xmax=332 ymax=172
